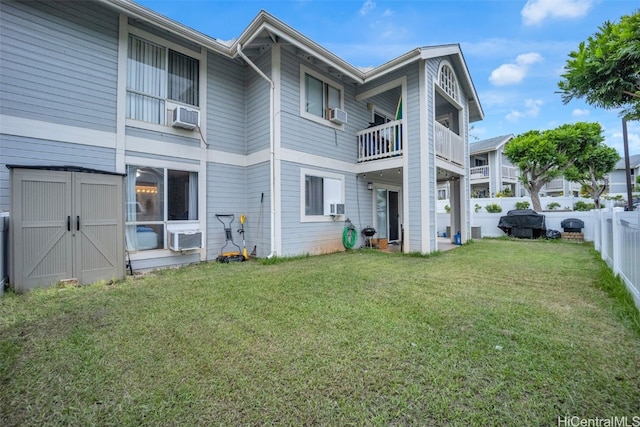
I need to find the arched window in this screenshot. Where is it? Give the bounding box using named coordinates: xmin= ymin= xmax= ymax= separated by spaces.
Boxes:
xmin=438 ymin=63 xmax=458 ymax=102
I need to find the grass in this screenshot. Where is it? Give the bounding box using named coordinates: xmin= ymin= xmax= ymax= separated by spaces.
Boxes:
xmin=1 ymin=239 xmax=639 ymax=426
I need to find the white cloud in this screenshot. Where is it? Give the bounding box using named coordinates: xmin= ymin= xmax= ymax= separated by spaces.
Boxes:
xmin=489 ymin=52 xmax=542 ymax=86
xmin=521 ymin=0 xmax=592 ymax=26
xmin=506 ymin=99 xmax=543 ymax=121
xmin=572 ymin=108 xmax=589 ymax=117
xmin=360 ymin=0 xmax=375 ymax=16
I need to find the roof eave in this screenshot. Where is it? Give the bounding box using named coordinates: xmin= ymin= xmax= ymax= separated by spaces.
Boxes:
xmin=97 ymin=0 xmax=232 ymax=55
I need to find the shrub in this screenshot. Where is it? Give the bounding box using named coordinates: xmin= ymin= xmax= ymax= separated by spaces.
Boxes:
xmin=547 ymin=202 xmax=561 ymax=210
xmin=515 ymin=201 xmax=530 ymax=210
xmin=474 ymin=204 xmax=482 ymax=213
xmin=574 ymin=200 xmax=595 ymax=211
xmin=485 ymin=203 xmax=503 ymax=213
xmin=444 ymin=204 xmax=450 ymax=213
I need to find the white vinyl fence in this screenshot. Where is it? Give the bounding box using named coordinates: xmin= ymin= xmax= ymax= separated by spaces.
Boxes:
xmin=593 ymin=208 xmax=640 ymax=310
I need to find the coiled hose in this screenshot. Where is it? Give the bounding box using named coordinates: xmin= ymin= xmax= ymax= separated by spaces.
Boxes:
xmin=342 ymin=224 xmax=358 ymax=249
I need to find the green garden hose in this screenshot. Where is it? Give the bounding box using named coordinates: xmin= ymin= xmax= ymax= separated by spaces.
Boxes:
xmin=342 ymin=224 xmax=358 ymax=249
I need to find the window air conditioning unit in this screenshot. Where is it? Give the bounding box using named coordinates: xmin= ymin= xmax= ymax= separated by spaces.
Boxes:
xmin=330 ymin=203 xmax=345 ymax=216
xmin=172 ymin=106 xmax=200 ymax=130
xmin=169 ymin=230 xmax=203 ymax=251
xmin=329 ymin=108 xmax=347 ymax=125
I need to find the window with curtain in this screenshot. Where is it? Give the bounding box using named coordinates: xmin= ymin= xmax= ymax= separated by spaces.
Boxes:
xmin=125 ymin=165 xmax=198 ymax=251
xmin=127 ymin=35 xmax=199 ymax=125
xmin=305 ymin=175 xmax=324 ymax=215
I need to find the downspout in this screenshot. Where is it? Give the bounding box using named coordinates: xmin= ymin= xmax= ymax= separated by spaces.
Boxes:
xmin=237 ymin=44 xmax=277 ymax=258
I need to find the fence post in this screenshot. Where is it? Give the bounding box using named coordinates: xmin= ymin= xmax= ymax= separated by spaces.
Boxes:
xmin=612 ymin=210 xmax=622 ymax=277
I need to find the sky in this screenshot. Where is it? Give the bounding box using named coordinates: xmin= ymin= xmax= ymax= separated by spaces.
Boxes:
xmin=135 ymin=0 xmax=640 ymax=156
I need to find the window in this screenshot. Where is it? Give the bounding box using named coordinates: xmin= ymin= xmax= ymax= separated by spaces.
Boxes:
xmin=438 ymin=189 xmax=447 ymax=200
xmin=305 ymin=175 xmax=324 ymax=215
xmin=438 ymin=62 xmax=458 ymax=102
xmin=300 ymin=65 xmax=344 ymax=125
xmin=301 ymin=169 xmax=344 ymax=221
xmin=127 ymin=35 xmax=199 ymax=125
xmin=125 ymin=165 xmax=198 ymax=251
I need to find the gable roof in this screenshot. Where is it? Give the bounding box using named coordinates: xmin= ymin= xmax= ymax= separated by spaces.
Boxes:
xmin=470 ymin=134 xmax=514 ymax=155
xmin=98 ymin=1 xmax=484 ymax=122
xmin=614 ymin=154 xmax=640 ymax=170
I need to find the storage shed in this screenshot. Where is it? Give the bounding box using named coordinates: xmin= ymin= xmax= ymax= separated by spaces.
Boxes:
xmin=8 ymin=166 xmax=125 ymax=292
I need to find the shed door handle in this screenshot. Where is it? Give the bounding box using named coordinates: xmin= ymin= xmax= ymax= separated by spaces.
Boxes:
xmin=76 ymin=215 xmax=80 ymax=231
xmin=67 ymin=216 xmax=71 ymax=231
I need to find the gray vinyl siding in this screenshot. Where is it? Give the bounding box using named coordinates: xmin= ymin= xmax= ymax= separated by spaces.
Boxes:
xmin=279 ymin=160 xmax=367 ymax=257
xmin=124 ymin=151 xmax=200 ymax=166
xmin=426 ymin=59 xmax=439 ymax=251
xmin=126 ymin=127 xmax=201 ymax=148
xmin=129 ymin=19 xmax=202 ymax=54
xmin=207 ymin=52 xmax=247 ymax=155
xmin=0 ymin=0 xmax=119 ymax=132
xmin=246 ymin=49 xmax=272 ymax=155
xmin=206 ymin=162 xmax=247 ymax=260
xmin=246 ymin=162 xmax=271 ymax=258
xmin=279 ymin=49 xmax=363 ymax=164
xmin=403 ymin=62 xmax=424 ymax=252
xmin=0 ymin=135 xmax=116 ymax=210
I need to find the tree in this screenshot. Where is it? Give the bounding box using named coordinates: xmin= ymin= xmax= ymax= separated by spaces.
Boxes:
xmin=558 ymin=10 xmax=640 ymax=120
xmin=558 ymin=10 xmax=640 ymax=210
xmin=564 ymin=141 xmax=620 ymax=208
xmin=504 ymin=122 xmax=603 ymax=212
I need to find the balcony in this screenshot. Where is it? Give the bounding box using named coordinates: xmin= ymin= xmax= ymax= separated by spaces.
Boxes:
xmin=435 ymin=121 xmax=464 ymax=167
xmin=470 ymin=165 xmax=518 ymax=182
xmin=357 ymin=120 xmax=403 ymax=163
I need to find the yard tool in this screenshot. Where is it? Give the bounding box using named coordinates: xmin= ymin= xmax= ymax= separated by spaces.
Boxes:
xmin=215 ymin=214 xmax=245 ymax=263
xmin=250 ymin=192 xmax=264 ymax=257
xmin=238 ymin=214 xmax=249 ymax=260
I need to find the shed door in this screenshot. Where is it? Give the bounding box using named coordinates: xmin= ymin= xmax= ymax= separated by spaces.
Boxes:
xmin=74 ymin=172 xmax=124 ymax=284
xmin=12 ymin=169 xmax=73 ymax=291
xmin=11 ymin=169 xmax=124 ymax=291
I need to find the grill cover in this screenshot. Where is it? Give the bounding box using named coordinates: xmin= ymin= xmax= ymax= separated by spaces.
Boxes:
xmin=561 ymin=218 xmax=584 ymax=232
xmin=497 ymin=209 xmax=546 ymax=238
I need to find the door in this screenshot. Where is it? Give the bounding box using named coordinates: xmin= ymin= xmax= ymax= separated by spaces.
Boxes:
xmin=375 ymin=188 xmax=401 ymax=242
xmin=12 ymin=169 xmax=73 ymax=291
xmin=11 ymin=168 xmax=124 ymax=291
xmin=388 ymin=191 xmax=399 ymax=241
xmin=74 ymin=172 xmax=124 ymax=285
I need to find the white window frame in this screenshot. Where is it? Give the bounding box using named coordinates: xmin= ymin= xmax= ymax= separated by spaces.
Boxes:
xmin=300 ymin=168 xmax=345 ymax=222
xmin=299 ymin=64 xmax=345 ymax=129
xmin=125 ymin=161 xmax=201 ymax=253
xmin=125 ymin=26 xmax=206 ymax=134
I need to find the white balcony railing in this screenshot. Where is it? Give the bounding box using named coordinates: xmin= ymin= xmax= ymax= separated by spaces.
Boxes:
xmin=471 ymin=165 xmax=518 ymax=182
xmin=357 ymin=120 xmax=403 ymax=162
xmin=435 ymin=121 xmax=464 ymax=166
xmin=470 ymin=165 xmax=490 ymax=181
xmin=502 ymin=165 xmax=518 ymax=180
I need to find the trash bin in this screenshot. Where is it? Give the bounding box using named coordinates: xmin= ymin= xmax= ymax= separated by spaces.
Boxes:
xmin=454 ymin=232 xmax=461 ymax=245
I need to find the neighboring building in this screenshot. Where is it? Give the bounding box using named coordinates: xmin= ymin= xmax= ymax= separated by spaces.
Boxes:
xmin=452 ymin=134 xmax=582 ymax=200
xmin=0 ymin=0 xmax=483 ymax=290
xmin=468 ymin=134 xmax=518 ymax=198
xmin=609 ymin=154 xmax=640 ymax=198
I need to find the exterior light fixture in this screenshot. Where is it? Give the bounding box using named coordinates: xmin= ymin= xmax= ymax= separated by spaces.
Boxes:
xmin=367 ymin=182 xmax=373 ymax=191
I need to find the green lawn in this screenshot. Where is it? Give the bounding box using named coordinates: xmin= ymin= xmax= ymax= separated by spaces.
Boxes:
xmin=1 ymin=239 xmax=639 ymax=426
